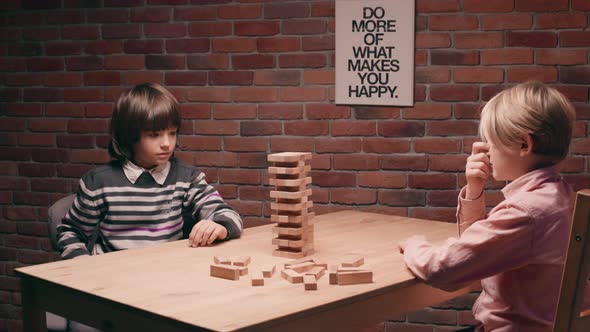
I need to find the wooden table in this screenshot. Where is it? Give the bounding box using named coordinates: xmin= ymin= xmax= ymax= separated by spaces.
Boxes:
xmin=16 ymin=211 xmax=476 ymax=332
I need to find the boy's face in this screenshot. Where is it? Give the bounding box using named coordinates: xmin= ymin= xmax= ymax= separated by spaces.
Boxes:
xmin=488 ymin=143 xmax=524 ymax=181
xmin=133 ymin=127 xmax=177 ymax=169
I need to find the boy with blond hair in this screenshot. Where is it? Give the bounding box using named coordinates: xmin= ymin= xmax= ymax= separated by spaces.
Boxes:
xmin=400 ymin=82 xmax=577 ymax=332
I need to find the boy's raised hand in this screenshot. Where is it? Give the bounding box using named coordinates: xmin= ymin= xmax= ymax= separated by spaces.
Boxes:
xmin=465 ymin=142 xmax=491 ymax=200
xmin=188 ymin=220 xmax=228 ymax=247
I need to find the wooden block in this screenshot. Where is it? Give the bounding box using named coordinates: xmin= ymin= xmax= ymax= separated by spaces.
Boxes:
xmin=337 ymin=266 xmax=370 ymax=273
xmin=210 ymin=264 xmax=241 ymax=281
xmin=271 ymin=201 xmax=309 ymax=212
xmin=213 ymin=256 xmax=231 ymax=265
xmin=272 ymin=226 xmax=304 ymax=236
xmin=312 ymin=261 xmax=328 ymax=270
xmin=336 ymin=271 xmax=373 ymax=285
xmin=287 ymin=239 xmax=306 ymax=249
xmin=281 ymin=268 xmax=304 ymax=284
xmin=251 ymin=270 xmax=264 ymax=286
xmin=272 ymin=213 xmax=315 ymax=225
xmin=232 ymin=256 xmax=251 ymax=267
xmin=270 ymin=189 xmax=312 ymax=200
xmin=272 ymin=238 xmax=290 ymax=247
xmin=268 ymin=152 xmax=312 ymax=163
xmin=340 ymin=255 xmax=364 ymax=267
xmin=238 ymin=266 xmax=249 ymax=276
xmin=304 ymin=275 xmax=317 ymax=290
xmin=284 ymin=257 xmax=315 ymax=268
xmin=261 ymin=264 xmax=276 ymax=278
xmin=305 ymin=266 xmax=326 ymax=280
xmin=268 ymin=165 xmax=311 ymax=175
xmin=273 ymin=249 xmax=306 ymax=259
xmin=287 ymin=261 xmax=315 ymax=273
xmin=329 ymin=265 xmax=338 ymax=285
xmin=269 ymin=177 xmax=311 ymax=187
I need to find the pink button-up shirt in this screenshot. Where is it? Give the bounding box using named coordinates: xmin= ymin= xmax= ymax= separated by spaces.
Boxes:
xmin=403 ymin=166 xmax=576 ymax=332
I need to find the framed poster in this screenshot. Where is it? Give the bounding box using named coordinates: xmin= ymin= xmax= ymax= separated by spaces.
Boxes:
xmin=335 ymin=0 xmax=415 ymax=106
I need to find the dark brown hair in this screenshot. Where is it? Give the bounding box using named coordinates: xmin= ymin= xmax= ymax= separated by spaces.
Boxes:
xmin=108 ymin=83 xmax=181 ymax=162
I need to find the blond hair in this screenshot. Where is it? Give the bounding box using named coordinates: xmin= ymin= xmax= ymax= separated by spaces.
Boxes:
xmin=479 ymin=82 xmax=576 ymax=163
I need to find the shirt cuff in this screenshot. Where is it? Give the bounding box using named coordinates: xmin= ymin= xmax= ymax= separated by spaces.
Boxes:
xmin=457 ymin=186 xmax=486 ymax=231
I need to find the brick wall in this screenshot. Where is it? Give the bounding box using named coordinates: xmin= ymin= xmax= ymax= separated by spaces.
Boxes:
xmin=0 ymin=0 xmax=589 ymax=331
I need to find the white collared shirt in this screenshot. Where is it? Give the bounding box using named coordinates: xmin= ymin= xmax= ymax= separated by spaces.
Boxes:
xmin=122 ymin=160 xmax=171 ymax=185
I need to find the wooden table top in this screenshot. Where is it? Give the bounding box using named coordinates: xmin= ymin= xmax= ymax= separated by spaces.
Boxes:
xmin=16 ymin=210 xmax=459 ymax=331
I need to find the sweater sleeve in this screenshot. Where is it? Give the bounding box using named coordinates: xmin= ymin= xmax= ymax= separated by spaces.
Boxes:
xmin=403 ymin=203 xmax=533 ymax=292
xmin=56 ymin=178 xmax=102 ymax=259
xmin=186 ymin=170 xmax=243 ymax=240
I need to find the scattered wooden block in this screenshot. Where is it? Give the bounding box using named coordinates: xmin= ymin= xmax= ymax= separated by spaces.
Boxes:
xmin=336 ymin=270 xmax=373 ymax=285
xmin=304 ymin=275 xmax=318 ymax=291
xmin=261 ymin=264 xmax=276 ymax=278
xmin=232 ymin=256 xmax=251 ymax=267
xmin=213 ymin=256 xmax=231 ymax=265
xmin=237 ymin=266 xmax=248 ymax=276
xmin=329 ymin=265 xmax=338 ymax=285
xmin=340 ymin=255 xmax=364 ymax=267
xmin=287 ymin=261 xmax=315 ymax=273
xmin=305 ymin=266 xmax=326 ymax=280
xmin=210 ymin=264 xmax=241 ymax=281
xmin=251 ymin=270 xmax=264 ymax=286
xmin=281 ymin=268 xmax=304 ymax=284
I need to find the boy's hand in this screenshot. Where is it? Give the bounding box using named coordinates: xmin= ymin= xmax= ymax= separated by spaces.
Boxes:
xmin=465 ymin=142 xmax=491 ymax=200
xmin=188 ymin=220 xmax=228 ymax=247
xmin=398 ymin=235 xmax=426 ymax=253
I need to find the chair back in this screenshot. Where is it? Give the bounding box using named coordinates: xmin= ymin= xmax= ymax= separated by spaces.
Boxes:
xmin=47 ymin=194 xmax=76 ymax=251
xmin=554 ymin=189 xmax=590 ymax=332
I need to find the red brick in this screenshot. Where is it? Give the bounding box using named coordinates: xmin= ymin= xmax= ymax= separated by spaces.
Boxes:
xmin=265 ymin=3 xmax=309 ymax=18
xmin=232 ymin=54 xmax=275 ymax=69
xmin=240 ymin=121 xmax=281 ymax=136
xmin=409 ymin=174 xmax=456 ymax=190
xmin=380 ymin=155 xmax=428 ymax=171
xmin=192 ymin=152 xmax=238 ymax=168
xmin=536 ymin=49 xmax=588 ymax=65
xmin=173 ymin=6 xmax=216 ymax=20
xmin=302 ymin=69 xmax=334 ymax=85
xmin=104 ymin=55 xmax=145 ymax=70
xmin=57 ymin=135 xmax=95 ymax=148
xmin=302 ymin=36 xmax=334 ymax=51
xmin=279 ymin=54 xmax=326 ymax=68
xmin=311 ymin=2 xmax=334 ymax=17
xmin=331 ymin=188 xmax=377 ymax=205
xmin=270 ymin=137 xmax=314 ymax=152
xmin=465 ymin=0 xmax=513 ymax=12
xmin=5 ymin=104 xmax=42 ymax=117
xmin=431 ymin=50 xmax=479 ymax=65
xmin=122 ymin=71 xmax=163 ymax=85
xmin=193 ymin=120 xmax=238 ymax=135
xmin=379 ymin=190 xmax=426 ymax=207
xmin=0 ymin=118 xmax=26 ymax=132
xmin=507 ymin=32 xmax=557 ymax=47
xmin=414 ymin=138 xmax=461 ymax=153
xmin=235 ymin=21 xmax=279 ymax=36
xmin=102 ymin=24 xmax=142 ymax=39
xmin=257 ymin=37 xmax=300 ymax=52
xmin=507 ymin=66 xmax=557 ymax=83
xmin=27 ymin=57 xmax=63 ymax=71
xmin=515 ymin=0 xmax=568 ymax=11
xmin=332 ymin=121 xmax=376 ymax=136
xmin=213 ymin=104 xmax=257 ymax=119
xmin=0 ymin=58 xmax=26 ymax=72
xmin=212 ymin=38 xmax=255 ymax=53
xmin=30 ymin=148 xmax=68 ymax=163
xmin=4 ymin=73 xmax=43 ymax=86
xmin=481 ymin=13 xmax=532 ymax=30
xmin=189 ymin=22 xmax=231 ymax=37
xmin=254 ymin=70 xmax=299 ymax=86
xmin=188 ymin=55 xmax=229 ymax=69
xmin=284 ymin=120 xmax=328 ymax=136
xmin=259 ymin=104 xmax=303 ymax=120
xmin=430 ymin=15 xmax=478 ymax=30
xmin=61 ymin=25 xmax=99 ymax=40
xmin=431 ymin=86 xmax=479 ymax=102
xmin=46 ymin=103 xmax=84 ymax=117
xmin=481 ymin=85 xmax=508 ymax=101
xmin=181 ymin=136 xmax=222 ymax=151
xmin=454 ymin=67 xmax=504 ymax=83
xmin=218 ymin=4 xmax=261 ymax=19
xmin=224 ymin=137 xmax=267 ymax=152
xmin=455 ymin=32 xmax=503 ymax=48
xmin=131 ymin=7 xmax=171 ymax=22
xmin=23 ymin=88 xmax=62 ymax=102
xmin=146 ymin=55 xmax=184 ymax=70
xmin=124 ymin=40 xmax=163 ymax=54
xmin=29 ymin=119 xmax=67 ymax=133
xmin=306 ymin=104 xmax=350 ymax=119
xmin=481 ymin=48 xmax=533 ymax=65
xmin=536 ymin=13 xmax=587 ymax=29
xmin=573 ymin=0 xmax=590 ymax=10
xmin=144 ymin=23 xmax=186 ymax=38
xmin=282 ymin=19 xmax=327 ymax=35
xmin=560 ymin=67 xmax=590 ymax=84
xmin=454 ymin=104 xmax=481 ymax=120
xmin=378 ymin=122 xmax=425 ymax=137
xmin=312 ymin=171 xmax=355 ymax=187
xmin=85 ymin=104 xmax=113 ymax=118
xmin=430 ymin=155 xmax=468 ymax=172
xmin=315 ymin=138 xmax=361 ymax=153
xmin=165 ymin=72 xmax=207 ymax=86
xmin=82 ymin=41 xmax=121 ymax=55
xmin=560 ymin=32 xmax=590 ymax=47
xmin=280 ymin=87 xmax=325 ymax=102
xmin=63 ymin=88 xmax=103 ymax=102
xmin=358 ymin=172 xmax=405 ymax=188
xmin=187 ymin=87 xmax=231 ymax=102
xmin=179 ymin=104 xmax=209 ymax=120
xmin=18 ymin=163 xmax=55 ymax=178
xmin=86 ymin=9 xmax=128 ymax=23
xmin=428 ymin=121 xmax=479 ymax=136
xmin=415 ymin=67 xmax=451 ymax=83
xmin=45 ymin=41 xmax=83 ymax=56
xmin=70 ymin=150 xmax=110 ymax=164
xmin=66 ymin=56 xmax=103 ymax=71
xmin=0 ymin=88 xmax=22 ymax=102
xmin=44 ymin=72 xmax=81 ymax=87
xmin=233 ymin=87 xmax=278 ymax=102
xmin=84 ymin=71 xmax=121 ymax=86
xmin=22 ymin=27 xmax=58 ymax=40
xmin=68 ymin=119 xmax=108 ymax=133
xmin=362 ymin=138 xmax=411 ymax=154
xmin=416 ymin=0 xmax=461 ymax=13
xmin=403 ymin=104 xmax=452 ymax=120
xmin=415 ymin=32 xmax=451 ymax=48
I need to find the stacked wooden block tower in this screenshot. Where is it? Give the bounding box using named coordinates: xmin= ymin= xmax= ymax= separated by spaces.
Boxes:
xmin=267 ymin=152 xmax=315 ymax=259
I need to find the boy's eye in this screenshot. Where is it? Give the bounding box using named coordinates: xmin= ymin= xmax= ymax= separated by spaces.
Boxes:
xmin=148 ymin=132 xmax=160 ymax=137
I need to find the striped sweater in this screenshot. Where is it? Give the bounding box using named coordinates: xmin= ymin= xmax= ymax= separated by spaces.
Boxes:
xmin=57 ymin=159 xmax=243 ymax=259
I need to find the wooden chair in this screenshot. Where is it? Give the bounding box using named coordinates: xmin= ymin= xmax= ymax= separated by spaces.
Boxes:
xmin=554 ymin=189 xmax=590 ymax=332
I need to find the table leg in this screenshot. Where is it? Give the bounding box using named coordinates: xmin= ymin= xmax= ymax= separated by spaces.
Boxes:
xmin=21 ymin=277 xmax=47 ymax=332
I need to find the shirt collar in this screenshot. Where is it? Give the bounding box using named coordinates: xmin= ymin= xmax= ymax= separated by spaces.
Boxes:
xmin=501 ymin=165 xmax=561 ymax=199
xmin=123 ymin=160 xmax=170 ymax=185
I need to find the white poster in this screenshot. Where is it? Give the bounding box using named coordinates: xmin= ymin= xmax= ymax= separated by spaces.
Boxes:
xmin=336 ymin=0 xmax=415 ymax=106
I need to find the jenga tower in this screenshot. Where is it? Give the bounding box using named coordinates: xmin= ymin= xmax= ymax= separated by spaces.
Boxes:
xmin=268 ymin=152 xmax=314 ymax=259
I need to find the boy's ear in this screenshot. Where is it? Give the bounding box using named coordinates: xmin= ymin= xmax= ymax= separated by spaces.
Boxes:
xmin=520 ymin=134 xmax=534 ymax=156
